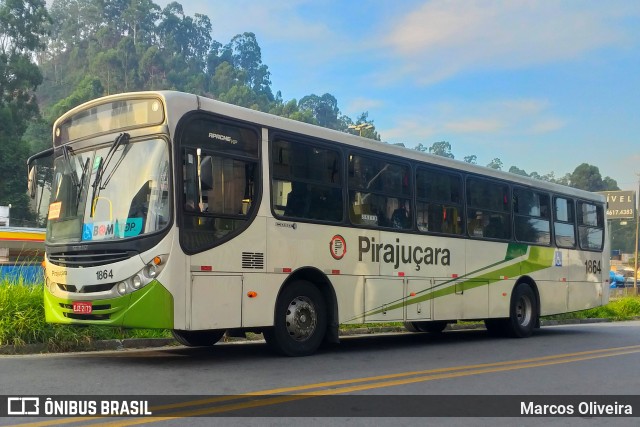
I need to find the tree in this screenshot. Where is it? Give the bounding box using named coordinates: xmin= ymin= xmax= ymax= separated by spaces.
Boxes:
xmin=47 ymin=75 xmax=103 ymax=122
xmin=225 ymin=32 xmax=272 ymax=100
xmin=509 ymin=166 xmax=528 ymax=176
xmin=568 ymin=163 xmax=618 ymax=191
xmin=0 ymin=0 xmax=50 ymax=223
xmin=486 ymin=158 xmax=503 ymax=170
xmin=425 ymin=141 xmax=454 ymax=159
xmin=463 ymin=155 xmax=477 ymax=164
xmin=299 ymin=93 xmax=340 ymax=129
xmin=123 ymin=0 xmax=161 ymax=47
xmin=349 ymin=112 xmax=380 ymax=141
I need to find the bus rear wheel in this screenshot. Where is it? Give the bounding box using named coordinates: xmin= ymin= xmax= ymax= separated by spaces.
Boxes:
xmin=172 ymin=329 xmax=226 ymax=347
xmin=506 ymin=283 xmax=537 ymax=338
xmin=264 ymin=280 xmax=327 ymax=357
xmin=484 ymin=283 xmax=538 ymax=338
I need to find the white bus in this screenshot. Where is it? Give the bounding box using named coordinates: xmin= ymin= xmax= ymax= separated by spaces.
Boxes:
xmin=28 ymin=91 xmax=609 ymax=356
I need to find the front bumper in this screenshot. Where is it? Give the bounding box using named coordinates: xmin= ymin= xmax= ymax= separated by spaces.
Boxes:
xmin=44 ymin=280 xmax=174 ymax=329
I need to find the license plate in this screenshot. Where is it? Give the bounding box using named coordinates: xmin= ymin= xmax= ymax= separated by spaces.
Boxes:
xmin=72 ymin=301 xmax=93 ymax=314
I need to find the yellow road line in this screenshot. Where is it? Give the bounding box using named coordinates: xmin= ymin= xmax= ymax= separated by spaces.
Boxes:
xmin=6 ymin=344 xmax=640 ymax=427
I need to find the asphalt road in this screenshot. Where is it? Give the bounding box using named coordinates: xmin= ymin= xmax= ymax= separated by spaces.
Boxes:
xmin=1 ymin=321 xmax=639 ymax=426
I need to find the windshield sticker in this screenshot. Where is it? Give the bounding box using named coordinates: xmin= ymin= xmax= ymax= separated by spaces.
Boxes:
xmin=81 ymin=218 xmax=143 ymax=241
xmin=48 ymin=202 xmax=62 ymax=220
xmin=92 ymin=156 xmax=102 ymax=171
xmin=115 ymin=218 xmax=143 ymax=238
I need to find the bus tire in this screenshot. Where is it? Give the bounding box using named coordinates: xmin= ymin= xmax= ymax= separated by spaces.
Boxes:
xmin=406 ymin=321 xmax=448 ymax=334
xmin=172 ymin=329 xmax=226 ymax=347
xmin=506 ymin=283 xmax=537 ymax=338
xmin=264 ymin=280 xmax=327 ymax=357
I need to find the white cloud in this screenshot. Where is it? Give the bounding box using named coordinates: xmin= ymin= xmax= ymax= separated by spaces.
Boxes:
xmin=381 ymin=117 xmax=438 ymax=142
xmin=385 ymin=0 xmax=638 ymax=84
xmin=444 ymin=119 xmax=504 ymax=133
xmin=529 ymin=118 xmax=566 ymax=133
xmin=346 ymin=97 xmax=384 ymax=115
xmin=381 ymin=97 xmax=565 ymax=146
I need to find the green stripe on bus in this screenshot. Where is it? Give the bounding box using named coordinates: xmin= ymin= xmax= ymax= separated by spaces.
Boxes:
xmin=352 ymin=245 xmax=555 ymax=321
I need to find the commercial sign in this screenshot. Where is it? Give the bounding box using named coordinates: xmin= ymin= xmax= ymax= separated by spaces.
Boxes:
xmin=598 ymin=191 xmax=636 ymax=219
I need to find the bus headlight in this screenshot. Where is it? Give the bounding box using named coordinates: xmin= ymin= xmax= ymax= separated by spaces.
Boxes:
xmin=144 ymin=264 xmax=158 ymax=279
xmin=132 ymin=275 xmax=143 ymax=289
xmin=117 ymin=282 xmax=127 ymax=295
xmin=112 ymin=255 xmax=167 ymax=296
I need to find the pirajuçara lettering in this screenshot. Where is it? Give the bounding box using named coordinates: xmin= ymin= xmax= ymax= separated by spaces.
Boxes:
xmin=358 ymin=236 xmax=451 ymax=271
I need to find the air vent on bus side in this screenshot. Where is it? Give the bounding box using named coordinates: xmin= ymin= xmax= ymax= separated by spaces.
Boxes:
xmin=242 ymin=252 xmax=264 ymax=269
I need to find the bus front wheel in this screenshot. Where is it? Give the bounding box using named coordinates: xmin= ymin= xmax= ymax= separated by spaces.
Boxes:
xmin=264 ymin=280 xmax=327 ymax=357
xmin=172 ymin=329 xmax=226 ymax=347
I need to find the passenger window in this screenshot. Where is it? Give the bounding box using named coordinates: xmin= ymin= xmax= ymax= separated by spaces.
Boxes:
xmin=513 ymin=188 xmax=551 ymax=245
xmin=577 ymin=201 xmax=604 ymax=250
xmin=466 ymin=178 xmax=511 ymax=240
xmin=415 ymin=167 xmax=463 ymax=235
xmin=271 ymin=139 xmax=343 ymax=222
xmin=348 ymin=153 xmax=412 ymax=229
xmin=554 ymin=197 xmax=576 ymax=248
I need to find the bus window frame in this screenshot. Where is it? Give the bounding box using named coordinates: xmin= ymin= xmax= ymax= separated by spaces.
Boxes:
xmin=512 ymin=186 xmax=552 ymax=246
xmin=553 ymin=195 xmax=577 ymax=249
xmin=414 ymin=165 xmax=465 ymax=237
xmin=269 ymin=133 xmax=345 ymax=224
xmin=465 ymin=175 xmax=512 ymax=241
xmin=346 ymin=149 xmax=413 ymax=232
xmin=175 ymin=111 xmax=262 ymax=255
xmin=576 ymin=199 xmax=605 ymax=252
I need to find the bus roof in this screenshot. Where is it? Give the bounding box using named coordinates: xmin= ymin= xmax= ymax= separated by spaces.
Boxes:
xmin=57 ymin=90 xmax=605 ymax=203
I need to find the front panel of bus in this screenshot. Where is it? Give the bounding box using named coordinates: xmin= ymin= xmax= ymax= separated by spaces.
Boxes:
xmin=44 ymin=95 xmax=182 ymax=328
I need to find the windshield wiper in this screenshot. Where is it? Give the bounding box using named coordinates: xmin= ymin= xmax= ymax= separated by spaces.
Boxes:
xmin=61 ymin=145 xmax=80 ymax=194
xmin=90 ymin=133 xmax=130 ymax=217
xmin=76 ymin=157 xmax=90 ymax=204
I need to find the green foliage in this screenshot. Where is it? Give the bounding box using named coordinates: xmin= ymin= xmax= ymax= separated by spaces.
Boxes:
xmin=46 ymin=75 xmax=103 ymax=122
xmin=463 ymin=155 xmax=477 ymax=164
xmin=0 ymin=280 xmax=170 ymax=350
xmin=416 ymin=141 xmax=454 ymax=159
xmin=0 ymin=0 xmax=50 ymax=225
xmin=486 ymin=158 xmax=503 ymax=170
xmin=567 ymin=163 xmax=615 ymax=191
xmin=545 ymin=296 xmax=640 ymax=321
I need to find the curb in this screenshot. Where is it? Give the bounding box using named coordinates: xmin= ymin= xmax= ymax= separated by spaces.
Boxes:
xmin=0 ymin=318 xmax=628 ymax=356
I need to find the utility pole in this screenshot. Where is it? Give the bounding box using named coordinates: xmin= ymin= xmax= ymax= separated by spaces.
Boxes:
xmin=635 ymin=175 xmax=640 ymax=295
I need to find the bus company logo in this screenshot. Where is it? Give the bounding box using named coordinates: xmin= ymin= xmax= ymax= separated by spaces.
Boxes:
xmin=208 ymin=132 xmax=238 ymax=145
xmin=330 ymin=235 xmax=347 ymax=260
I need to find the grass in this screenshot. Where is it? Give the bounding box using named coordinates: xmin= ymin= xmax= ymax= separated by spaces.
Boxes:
xmin=1 ymin=276 xmax=640 ymax=352
xmin=0 ymin=280 xmax=170 ymax=351
xmin=544 ymin=295 xmax=640 ymax=322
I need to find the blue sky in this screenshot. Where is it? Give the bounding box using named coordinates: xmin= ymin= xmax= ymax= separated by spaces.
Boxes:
xmin=169 ymin=0 xmax=640 ymax=191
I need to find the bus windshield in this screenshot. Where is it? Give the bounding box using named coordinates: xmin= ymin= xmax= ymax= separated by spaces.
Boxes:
xmin=47 ymin=137 xmax=170 ymax=243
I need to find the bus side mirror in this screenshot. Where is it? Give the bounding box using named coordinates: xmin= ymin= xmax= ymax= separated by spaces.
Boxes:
xmin=28 ymin=164 xmax=38 ymax=199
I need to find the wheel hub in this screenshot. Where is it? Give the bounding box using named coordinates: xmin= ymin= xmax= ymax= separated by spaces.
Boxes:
xmin=516 ymin=296 xmax=532 ymax=327
xmin=285 ymin=296 xmax=317 ymax=342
